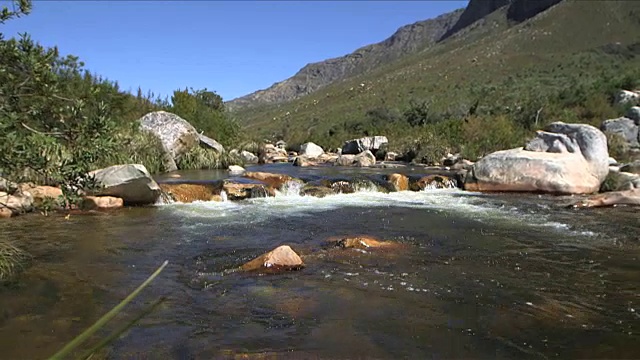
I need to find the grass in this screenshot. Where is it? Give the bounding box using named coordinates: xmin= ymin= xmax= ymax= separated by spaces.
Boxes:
xmin=0 ymin=240 xmax=30 ymax=283
xmin=231 ymin=1 xmax=640 ymax=160
xmin=176 ymin=146 xmax=245 ymax=170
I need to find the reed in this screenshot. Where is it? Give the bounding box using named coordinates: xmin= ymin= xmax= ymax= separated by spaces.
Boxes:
xmin=0 ymin=240 xmax=29 ymax=283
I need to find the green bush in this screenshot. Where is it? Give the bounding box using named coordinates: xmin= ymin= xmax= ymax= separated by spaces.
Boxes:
xmin=176 ymin=146 xmax=244 ymax=170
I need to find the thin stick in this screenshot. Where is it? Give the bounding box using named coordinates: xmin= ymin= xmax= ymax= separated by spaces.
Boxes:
xmin=48 ymin=260 xmax=169 ymax=360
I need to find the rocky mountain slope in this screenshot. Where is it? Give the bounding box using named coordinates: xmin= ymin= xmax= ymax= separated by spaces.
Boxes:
xmin=230 ymin=0 xmax=640 ymax=152
xmin=227 ymin=0 xmax=565 ymax=111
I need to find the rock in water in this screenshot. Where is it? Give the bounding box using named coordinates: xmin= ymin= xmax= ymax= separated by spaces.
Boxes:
xmin=89 ymin=164 xmax=161 ymax=205
xmin=574 ymin=188 xmax=640 ymax=208
xmin=342 ymin=136 xmax=388 ymax=155
xmin=299 ymin=142 xmax=324 ymax=158
xmin=139 ymin=111 xmax=200 ymax=172
xmin=387 ymin=173 xmax=409 ymax=191
xmin=241 ymin=245 xmax=304 ymax=272
xmin=81 ymin=196 xmax=124 ymax=210
xmin=465 ymin=122 xmax=609 ymax=194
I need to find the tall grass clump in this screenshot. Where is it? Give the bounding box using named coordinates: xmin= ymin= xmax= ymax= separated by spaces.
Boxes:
xmin=176 ymin=146 xmax=244 ymax=170
xmin=0 ymin=240 xmax=30 ymax=283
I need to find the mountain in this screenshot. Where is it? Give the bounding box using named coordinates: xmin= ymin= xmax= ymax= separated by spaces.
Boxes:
xmin=227 ymin=0 xmax=566 ymax=111
xmin=225 ymin=9 xmax=464 ymax=111
xmin=230 ymin=0 xmax=640 ymax=156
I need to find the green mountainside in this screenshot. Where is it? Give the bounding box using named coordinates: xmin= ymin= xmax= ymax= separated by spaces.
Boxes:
xmin=231 ymin=0 xmax=640 ymax=161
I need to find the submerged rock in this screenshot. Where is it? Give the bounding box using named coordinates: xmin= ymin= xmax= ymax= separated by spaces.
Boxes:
xmin=159 ymin=183 xmax=221 ymax=203
xmin=329 ymin=236 xmax=396 ymax=250
xmin=89 ymin=164 xmax=161 ymax=205
xmin=300 ymin=185 xmax=335 ymax=198
xmin=241 ymin=245 xmax=304 ymax=272
xmin=465 ymin=122 xmax=609 ymax=194
xmin=573 ymin=188 xmax=640 ymax=208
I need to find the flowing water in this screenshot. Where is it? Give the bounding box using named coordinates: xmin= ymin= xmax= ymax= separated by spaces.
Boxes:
xmin=0 ymin=164 xmax=639 ymax=359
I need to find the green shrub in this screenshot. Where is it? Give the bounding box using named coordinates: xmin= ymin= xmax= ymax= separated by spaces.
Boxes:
xmin=176 ymin=146 xmax=244 ymax=170
xmin=0 ymin=240 xmax=29 ymax=283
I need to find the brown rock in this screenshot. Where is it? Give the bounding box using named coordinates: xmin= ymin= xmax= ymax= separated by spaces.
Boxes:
xmin=20 ymin=184 xmax=63 ymax=207
xmin=241 ymin=245 xmax=304 ymax=272
xmin=81 ymin=196 xmax=124 ymax=210
xmin=410 ymin=175 xmax=456 ymax=191
xmin=573 ymin=188 xmax=640 ymax=208
xmin=159 ymin=183 xmax=220 ymax=203
xmin=387 ymin=173 xmax=409 ymax=191
xmin=0 ymin=207 xmax=12 ymax=218
xmin=243 ymin=172 xmax=298 ymax=189
xmin=300 ymin=185 xmax=335 ymax=198
xmin=223 ymin=182 xmax=275 ymax=200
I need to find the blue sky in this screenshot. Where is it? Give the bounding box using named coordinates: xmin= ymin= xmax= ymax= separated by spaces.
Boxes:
xmin=1 ymin=0 xmax=467 ymax=101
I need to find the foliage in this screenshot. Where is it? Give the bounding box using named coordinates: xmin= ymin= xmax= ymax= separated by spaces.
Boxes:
xmin=176 ymin=146 xmax=244 ymax=170
xmin=232 ymin=1 xmax=640 ymax=162
xmin=0 ymin=240 xmax=29 ymax=283
xmin=170 ymin=88 xmax=242 ymax=147
xmin=606 ymin=133 xmax=631 ymax=163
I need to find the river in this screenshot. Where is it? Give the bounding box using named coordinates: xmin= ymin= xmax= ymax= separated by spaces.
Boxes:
xmin=0 ymin=164 xmax=638 ymax=359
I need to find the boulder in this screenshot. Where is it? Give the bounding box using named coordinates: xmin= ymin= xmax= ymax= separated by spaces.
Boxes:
xmin=198 ymin=134 xmax=225 ymax=153
xmin=342 ymin=136 xmax=388 ymax=155
xmin=275 ymin=140 xmax=287 ymax=150
xmin=0 ymin=191 xmax=33 ymax=215
xmin=626 ymin=106 xmax=640 ymax=124
xmin=614 ymin=90 xmax=640 ymax=106
xmin=387 ymin=173 xmax=409 ymax=191
xmin=620 ymin=160 xmax=640 ymax=174
xmin=601 ymin=171 xmax=640 ymax=192
xmin=89 ymin=164 xmax=161 ymax=205
xmin=240 ymin=150 xmax=259 ymax=164
xmin=19 ymin=184 xmax=63 ymax=208
xmin=81 ymin=196 xmax=124 ymax=210
xmin=465 ymin=122 xmax=609 ymax=194
xmin=574 ymin=188 xmax=640 ymax=208
xmin=228 ymin=165 xmax=245 ymax=174
xmin=139 ymin=111 xmax=200 ymax=172
xmin=600 ymin=117 xmax=639 ymax=148
xmin=259 ymin=144 xmax=288 ymax=164
xmin=221 ymin=181 xmax=275 ymax=201
xmin=241 ymin=245 xmax=304 ymax=272
xmin=336 ymin=150 xmax=376 ymax=167
xmin=299 ymin=142 xmax=324 ymax=158
xmin=385 ymin=152 xmax=398 ymax=161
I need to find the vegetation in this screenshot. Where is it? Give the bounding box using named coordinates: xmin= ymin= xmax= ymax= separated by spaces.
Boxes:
xmin=0 ymin=240 xmax=29 ymax=283
xmin=0 ymin=0 xmax=243 ymax=206
xmin=232 ymin=1 xmax=640 ymax=162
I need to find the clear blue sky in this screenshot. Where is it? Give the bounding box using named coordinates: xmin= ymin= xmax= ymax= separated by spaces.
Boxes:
xmin=1 ymin=0 xmax=467 ymax=101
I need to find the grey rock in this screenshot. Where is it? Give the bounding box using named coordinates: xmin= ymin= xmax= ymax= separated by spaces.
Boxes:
xmin=626 ymin=106 xmax=640 ymax=124
xmin=620 ymin=160 xmax=640 ymax=174
xmin=299 ymin=142 xmax=324 ymax=158
xmin=342 ymin=136 xmax=388 ymax=155
xmin=600 ymin=117 xmax=639 ymax=148
xmin=89 ymin=164 xmax=161 ymax=205
xmin=465 ymin=122 xmax=609 ymax=194
xmin=139 ymin=111 xmax=200 ymax=172
xmin=198 ymin=134 xmax=225 ymax=153
xmin=614 ymin=90 xmax=640 ymax=106
xmin=240 ymin=150 xmax=259 ymax=164
xmin=336 ymin=150 xmax=376 ymax=167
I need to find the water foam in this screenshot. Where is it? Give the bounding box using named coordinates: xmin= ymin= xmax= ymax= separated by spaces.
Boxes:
xmin=161 ymin=186 xmax=592 ymax=236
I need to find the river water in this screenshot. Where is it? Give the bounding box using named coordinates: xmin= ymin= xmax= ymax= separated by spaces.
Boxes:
xmin=0 ymin=164 xmax=638 ymax=359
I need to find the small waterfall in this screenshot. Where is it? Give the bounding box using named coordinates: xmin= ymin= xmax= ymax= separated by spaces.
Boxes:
xmin=422 ymin=178 xmax=458 ymax=191
xmin=277 ymin=180 xmax=304 ymax=197
xmin=156 ymin=190 xmax=175 ymax=205
xmin=220 ymin=190 xmax=228 ymax=202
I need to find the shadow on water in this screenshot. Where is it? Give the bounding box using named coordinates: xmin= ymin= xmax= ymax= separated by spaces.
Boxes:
xmin=0 ymin=167 xmax=639 ymax=359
